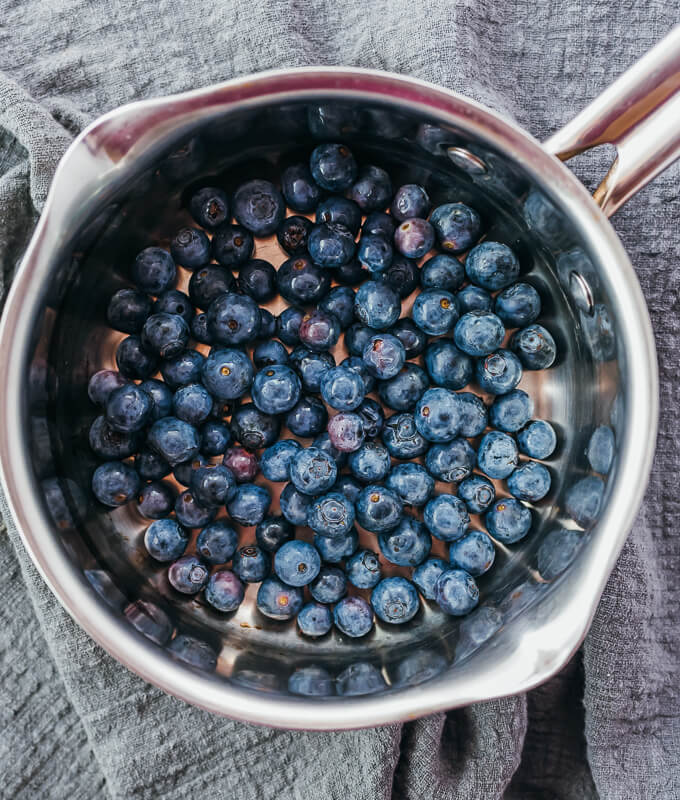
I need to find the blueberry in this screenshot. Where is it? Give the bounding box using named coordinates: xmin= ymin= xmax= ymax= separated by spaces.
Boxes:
xmin=430 ymin=203 xmax=481 ymax=253
xmin=233 ymin=179 xmax=285 ymax=236
xmin=281 ymin=163 xmax=322 ymax=212
xmin=274 ymin=540 xmax=321 ymax=587
xmin=161 ymin=349 xmax=205 ymax=389
xmin=173 ymin=453 xmax=207 ymax=486
xmin=311 ymin=565 xmax=348 ymax=603
xmin=208 ymin=292 xmax=261 ymax=346
xmin=196 ymin=520 xmax=239 ymax=564
xmin=257 ymin=308 xmax=276 ymax=342
xmin=92 ymin=461 xmax=140 ymax=507
xmin=378 ymin=363 xmax=429 ymax=412
xmin=477 ymin=431 xmax=518 ymax=479
xmin=362 ymin=211 xmax=396 ymax=240
xmin=381 ymin=254 xmax=420 ymax=299
xmin=312 ymin=431 xmax=348 ymax=469
xmin=341 ymin=355 xmax=376 ymax=394
xmin=276 ymin=215 xmax=313 ymax=256
xmin=257 ymin=577 xmax=304 ymax=620
xmin=565 ymin=475 xmax=604 ymax=528
xmin=253 ymin=341 xmax=289 ymax=371
xmin=124 ymin=600 xmax=172 ymax=645
xmin=285 ymin=395 xmax=328 ymax=437
xmin=107 ymin=288 xmax=152 ymax=334
xmin=226 ymin=483 xmax=271 ymax=526
xmin=389 ymin=318 xmax=427 ymax=358
xmin=190 ymin=464 xmax=236 ymax=507
xmin=168 ymin=555 xmax=210 ymax=594
xmin=357 ymin=234 xmax=393 ymax=274
xmin=362 ymin=334 xmax=405 ymax=380
xmin=188 ymin=265 xmax=235 ymax=310
xmin=250 ymin=365 xmax=301 ymax=417
xmin=280 ymin=482 xmax=313 ymax=525
xmin=454 ymin=311 xmax=505 ymax=357
xmin=435 ymin=569 xmax=479 ymax=615
xmin=350 ymin=165 xmax=392 ymax=211
xmin=276 ymin=306 xmax=305 ymax=346
xmin=428 ymin=435 xmax=477 ymax=482
xmin=394 ymin=218 xmax=435 ymax=259
xmin=201 ymin=349 xmax=253 ymax=401
xmin=141 ymin=312 xmax=189 ymax=359
xmin=260 ymin=440 xmax=302 ymax=482
xmin=325 ymin=412 xmax=364 ymax=454
xmin=378 ymin=516 xmax=431 ymax=566
xmin=348 ymin=441 xmax=391 ymax=483
xmin=320 ymin=366 xmax=365 ymax=411
xmin=421 ymin=254 xmax=465 ymax=292
xmin=510 ymin=323 xmax=557 ymax=370
xmin=372 ymin=576 xmax=420 ymax=624
xmin=309 ymin=143 xmax=357 ymax=191
xmin=465 ymin=241 xmax=520 ymax=290
xmin=308 ymin=222 xmax=356 ymax=268
xmin=494 ymin=282 xmax=541 ymax=327
xmin=104 ymin=385 xmax=152 ymax=437
xmin=204 ymin=569 xmax=245 ymax=612
xmin=586 ymin=425 xmax=614 ymax=474
xmin=172 ymin=383 xmax=213 ymax=426
xmin=88 ymin=369 xmax=128 ymax=407
xmin=144 ymin=518 xmax=188 ymax=561
xmin=175 ymin=490 xmax=216 ymax=528
xmin=189 ymin=186 xmax=229 ymax=229
xmin=412 ymin=289 xmax=459 ymax=336
xmin=356 ymin=398 xmax=385 ymax=438
xmin=168 ymin=635 xmax=218 ymax=670
xmin=237 ymin=259 xmax=277 ymax=303
xmin=336 ymin=662 xmax=386 ymax=695
xmin=289 ymin=447 xmax=337 ymax=495
xmin=332 ymin=475 xmax=362 ymax=504
xmin=424 ymin=339 xmax=473 ymax=390
xmin=277 ymin=256 xmax=331 ymax=305
xmin=297 ymin=603 xmax=333 ymax=637
xmin=413 ymin=557 xmax=449 ymax=600
xmin=285 ymin=350 xmax=331 ymax=398
xmin=307 ymin=492 xmax=356 ymax=539
xmin=298 ymin=309 xmax=341 ymax=352
xmin=345 ymin=323 xmax=374 ymax=357
xmin=458 ymin=474 xmax=495 ymax=513
xmin=356 ymin=485 xmax=403 ymax=533
xmin=390 ymin=184 xmax=430 ymax=222
xmin=334 ymin=260 xmax=368 ymax=286
xmin=314 ymin=527 xmax=358 ymax=562
xmin=319 ymin=286 xmax=356 ymax=329
xmin=346 ymin=550 xmax=382 ymax=591
xmin=132 ymin=247 xmax=176 ymax=294
xmin=139 ymin=379 xmax=173 ymax=421
xmin=116 ymin=335 xmax=158 ymax=379
xmin=89 ymin=416 xmax=140 ymax=460
xmin=333 ymin=596 xmax=374 ymax=638
xmin=232 ymin=544 xmax=271 ymax=582
xmin=456 ymin=285 xmax=493 ymax=314
xmin=423 ymin=495 xmax=469 ymax=541
xmin=414 ymin=387 xmax=462 ymax=443
xmin=485 ymin=498 xmax=532 ymax=543
xmin=170 ymin=227 xmax=211 ymax=269
xmin=449 ymin=530 xmax=495 ymax=576
xmin=135 ymin=447 xmax=171 ymax=481
xmin=223 ymin=446 xmax=259 ymax=483
xmin=255 ymin=515 xmax=294 ymax=553
xmin=354 ymin=280 xmax=401 ymax=331
xmin=212 ymin=224 xmax=254 ymax=267
xmin=537 ymin=528 xmax=584 ymax=580
xmin=289 ymin=666 xmax=335 ymax=696
xmin=190 ymin=313 xmax=212 ymax=344
xmin=518 ymin=420 xmax=557 ymax=460
xmin=314 ymin=196 xmax=361 ymax=235
xmin=476 ymin=350 xmax=523 ymax=395
xmin=489 ymin=389 xmax=533 ymax=432
xmin=382 ymin=412 xmax=429 ymax=459
xmin=507 ymin=461 xmax=551 ymax=502
xmin=386 ymin=463 xmax=434 ymax=507
xmin=137 ymin=480 xmax=176 ymax=519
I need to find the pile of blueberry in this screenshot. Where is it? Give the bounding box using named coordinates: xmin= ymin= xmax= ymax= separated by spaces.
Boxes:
xmin=88 ymin=141 xmax=558 ymax=640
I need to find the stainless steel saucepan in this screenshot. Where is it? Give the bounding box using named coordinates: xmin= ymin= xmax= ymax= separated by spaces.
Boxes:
xmin=0 ymin=28 xmax=677 ymax=729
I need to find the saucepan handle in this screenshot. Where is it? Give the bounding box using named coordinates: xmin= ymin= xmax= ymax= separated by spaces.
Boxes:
xmin=544 ymin=26 xmax=680 ymax=217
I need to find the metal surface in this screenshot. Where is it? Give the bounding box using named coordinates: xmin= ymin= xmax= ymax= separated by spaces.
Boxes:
xmin=0 ymin=44 xmax=668 ymax=728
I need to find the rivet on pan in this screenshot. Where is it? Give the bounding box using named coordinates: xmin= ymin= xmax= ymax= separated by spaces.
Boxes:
xmin=569 ymin=271 xmax=594 ymax=314
xmin=446 ymin=147 xmax=488 ymax=175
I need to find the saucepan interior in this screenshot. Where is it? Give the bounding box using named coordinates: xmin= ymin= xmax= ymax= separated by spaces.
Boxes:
xmin=7 ymin=73 xmax=655 ymax=727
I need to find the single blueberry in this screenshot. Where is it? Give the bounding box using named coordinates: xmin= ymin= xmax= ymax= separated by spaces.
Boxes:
xmin=381 ymin=412 xmax=429 ymax=459
xmin=251 ymin=365 xmax=302 ymax=415
xmin=132 ymin=247 xmax=176 ymax=294
xmin=274 ymin=540 xmax=321 ymax=587
xmin=424 ymin=339 xmax=473 ymax=390
xmin=148 ymin=417 xmax=201 ymax=465
xmin=207 ymin=292 xmax=261 ymax=346
xmin=297 ymin=602 xmax=333 ymax=638
xmin=494 ymin=282 xmax=541 ymax=327
xmin=238 ymin=259 xmax=277 ymax=303
xmin=189 ymin=186 xmax=229 ymax=229
xmin=253 ymin=340 xmax=289 ymax=371
xmin=188 ymin=265 xmax=235 ymax=310
xmin=314 ymin=527 xmax=358 ymax=563
xmin=435 ymin=569 xmax=479 ymax=616
xmin=389 ymin=318 xmax=428 ymax=359
xmin=190 ymin=464 xmax=237 ymax=507
xmin=354 ymin=280 xmax=401 ymax=331
xmin=449 ymin=530 xmax=495 ymax=577
xmin=476 ymin=350 xmax=523 ymax=395
xmin=454 ymin=311 xmax=506 ymax=357
xmin=196 ymin=520 xmax=239 ymax=564
xmin=255 ymin=515 xmax=294 ymax=553
xmin=485 ymin=498 xmax=532 ymax=543
xmin=430 ymin=203 xmax=481 ymax=253
xmin=423 ymin=495 xmax=470 ymax=542
xmin=226 ymin=483 xmax=271 ymax=526
xmin=412 ymin=289 xmax=459 ymax=336
xmin=135 ymin=448 xmax=171 ymax=481
xmin=308 ymin=222 xmax=356 ymax=268
xmin=107 ymin=288 xmax=152 ymax=334
xmin=175 ymin=490 xmax=216 ymax=528
xmin=309 ymin=143 xmax=358 ymax=191
xmin=489 ymin=389 xmax=533 ymax=432
xmin=320 ymin=366 xmax=366 ymax=411
xmin=168 ymin=555 xmax=210 ymax=594
xmin=356 ymin=398 xmax=385 ymax=438
xmin=190 ymin=312 xmax=212 ymax=344
xmin=233 ymin=179 xmax=285 ymax=236
xmin=144 ymin=518 xmax=188 ymax=561
xmin=537 ymin=527 xmax=584 ymax=580
xmin=362 ymin=333 xmax=405 ymax=380
xmin=161 ymin=349 xmax=205 ymax=389
xmin=232 ymin=544 xmax=271 ymax=582
xmin=518 ymin=420 xmax=557 ymax=460
xmin=334 ymin=259 xmax=368 ymax=286
xmin=201 ymin=349 xmax=254 ymax=401
xmin=380 ymin=254 xmax=420 ymax=299
xmin=285 ymin=395 xmax=328 ymax=437
xmin=276 ymin=215 xmax=314 ymax=255
xmin=204 ymin=569 xmax=245 ymax=613
xmin=477 ymin=431 xmax=519 ymax=479
xmin=281 ymin=163 xmax=322 ymax=212
xmin=456 ymin=285 xmax=493 ymax=314
xmin=88 ymin=369 xmax=128 ymax=407
xmin=260 ymin=440 xmax=302 ymax=482
xmin=386 ymin=462 xmax=434 ymax=507
xmin=421 ymin=254 xmax=465 ymax=291
xmin=510 ymin=323 xmax=557 ymax=370
xmin=378 ymin=516 xmax=431 ymax=567
xmin=319 ymin=286 xmax=356 ymax=329
xmin=356 ymin=485 xmax=403 ymax=533
xmin=413 ymin=557 xmax=449 ymax=600
xmin=414 ymin=387 xmax=463 ymax=443
xmin=170 ymin=227 xmax=211 ymax=269
xmin=298 ymin=309 xmax=341 ymax=352
xmin=105 ymin=384 xmax=153 ymax=433
xmin=257 ymin=577 xmax=304 ymax=620
xmin=393 ymin=218 xmax=435 ymax=259
xmin=141 ymin=312 xmax=189 ymax=359
xmin=350 ymin=165 xmax=392 ymax=211
xmin=289 ymin=347 xmax=335 ymax=393
xmin=231 ymin=403 xmax=281 ymax=450
xmin=345 ymin=323 xmax=374 ymax=357
xmin=289 ymin=447 xmax=337 ymax=495
xmin=358 ymin=234 xmax=393 ymax=274
xmin=277 ymin=255 xmax=331 ymax=305
xmin=310 ymin=566 xmax=348 ymax=603
xmin=289 ymin=666 xmax=335 ymax=696
xmin=345 ymin=549 xmax=382 ymax=589
xmin=372 ymin=577 xmax=420 ymax=624
xmin=348 ymin=441 xmax=391 ymax=483
xmin=586 ymin=425 xmax=614 ymax=474
xmin=362 ymin=211 xmax=396 ymax=239
xmin=378 ymin=363 xmax=429 ymax=412
xmin=458 ymin=474 xmax=496 ymax=513
xmin=333 ymin=596 xmax=374 ymax=638
xmin=212 ymin=223 xmax=254 ymax=267
xmin=465 ymin=241 xmax=520 ymax=290
xmin=137 ymin=480 xmax=176 ymax=519
xmin=280 ymin=482 xmax=314 ymax=525
xmin=327 ymin=412 xmax=365 ymax=454
xmin=336 ymin=662 xmax=386 ymax=695
xmin=426 ymin=438 xmax=477 ymax=483
xmin=507 ymin=461 xmax=552 ymax=502
xmin=276 ymin=306 xmax=305 ymax=346
xmin=139 ymin=378 xmax=173 ymax=421
xmin=223 ymin=446 xmax=259 ymax=483
xmin=390 ymin=184 xmax=430 ymax=222
xmin=89 ymin=416 xmax=140 ymax=460
xmin=116 ymin=335 xmax=158 ymax=380
xmin=565 ymin=475 xmax=604 ymax=528
xmin=315 ymin=196 xmax=361 ymax=235
xmin=172 ymin=383 xmax=213 ymax=426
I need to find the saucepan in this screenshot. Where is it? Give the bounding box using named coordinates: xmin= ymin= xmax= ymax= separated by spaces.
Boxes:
xmin=0 ymin=27 xmax=677 ymax=729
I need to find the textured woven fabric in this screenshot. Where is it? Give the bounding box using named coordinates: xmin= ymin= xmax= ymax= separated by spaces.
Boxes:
xmin=1 ymin=2 xmax=679 ymax=798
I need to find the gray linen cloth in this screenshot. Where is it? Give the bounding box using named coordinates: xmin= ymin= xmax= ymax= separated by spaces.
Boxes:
xmin=1 ymin=2 xmax=678 ymax=798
